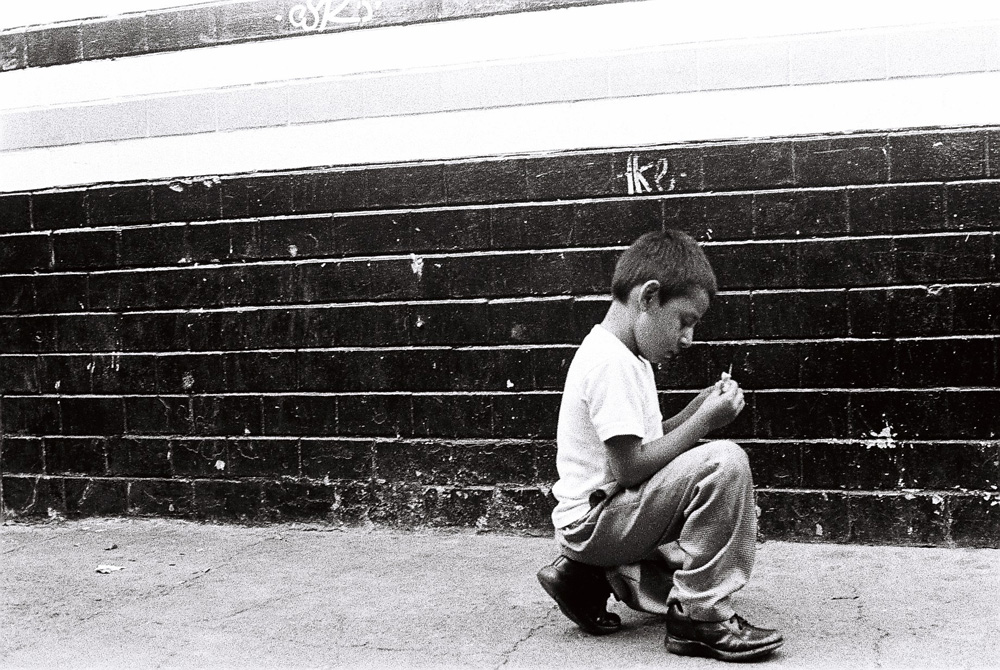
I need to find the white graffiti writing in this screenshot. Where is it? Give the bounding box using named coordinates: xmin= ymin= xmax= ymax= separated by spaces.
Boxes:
xmin=625 ymin=154 xmax=670 ymax=195
xmin=288 ymin=0 xmax=381 ymax=31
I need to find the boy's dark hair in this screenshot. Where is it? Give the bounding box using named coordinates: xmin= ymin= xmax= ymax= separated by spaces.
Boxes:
xmin=611 ymin=229 xmax=717 ymax=303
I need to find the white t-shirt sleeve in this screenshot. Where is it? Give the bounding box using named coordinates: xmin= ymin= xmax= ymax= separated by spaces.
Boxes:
xmin=585 ymin=360 xmax=649 ymax=443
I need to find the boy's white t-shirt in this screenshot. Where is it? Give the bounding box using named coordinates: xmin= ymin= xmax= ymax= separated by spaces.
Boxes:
xmin=551 ymin=324 xmax=664 ymax=529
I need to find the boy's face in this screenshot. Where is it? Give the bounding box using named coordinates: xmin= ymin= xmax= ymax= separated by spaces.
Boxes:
xmin=634 ymin=286 xmax=710 ymax=364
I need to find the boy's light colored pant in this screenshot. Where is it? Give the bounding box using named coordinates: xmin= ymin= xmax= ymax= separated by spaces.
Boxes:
xmin=555 ymin=440 xmax=757 ymax=622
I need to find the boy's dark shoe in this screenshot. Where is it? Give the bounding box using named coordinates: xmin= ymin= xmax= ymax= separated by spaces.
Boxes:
xmin=537 ymin=556 xmax=622 ymax=635
xmin=665 ymin=604 xmax=783 ymax=662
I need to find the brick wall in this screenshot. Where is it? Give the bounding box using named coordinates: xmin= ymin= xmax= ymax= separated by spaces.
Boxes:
xmin=1 ymin=127 xmax=998 ymax=546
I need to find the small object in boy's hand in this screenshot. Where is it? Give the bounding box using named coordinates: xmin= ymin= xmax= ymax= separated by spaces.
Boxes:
xmin=719 ymin=364 xmax=734 ymax=392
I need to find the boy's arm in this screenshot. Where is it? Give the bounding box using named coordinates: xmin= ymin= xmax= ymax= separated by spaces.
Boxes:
xmin=606 ymin=383 xmax=744 ymax=488
xmin=661 ymin=386 xmax=714 ymax=434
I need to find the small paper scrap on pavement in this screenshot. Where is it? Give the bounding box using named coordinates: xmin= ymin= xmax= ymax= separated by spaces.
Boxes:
xmin=95 ymin=565 xmax=125 ymax=574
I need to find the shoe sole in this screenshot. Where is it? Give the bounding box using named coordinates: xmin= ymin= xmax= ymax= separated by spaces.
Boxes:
xmin=666 ymin=635 xmax=783 ymax=662
xmin=537 ymin=568 xmax=620 ymax=636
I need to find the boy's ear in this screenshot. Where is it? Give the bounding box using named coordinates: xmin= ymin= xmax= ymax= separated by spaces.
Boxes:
xmin=638 ymin=280 xmax=660 ymax=310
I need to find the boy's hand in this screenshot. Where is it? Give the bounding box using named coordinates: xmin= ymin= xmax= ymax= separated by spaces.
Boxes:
xmin=695 ymin=381 xmax=745 ymax=432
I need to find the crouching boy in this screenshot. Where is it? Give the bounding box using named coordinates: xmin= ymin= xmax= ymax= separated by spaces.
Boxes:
xmin=537 ymin=230 xmax=782 ymax=662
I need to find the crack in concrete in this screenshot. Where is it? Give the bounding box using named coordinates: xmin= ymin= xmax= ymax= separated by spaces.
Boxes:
xmin=493 ymin=605 xmax=556 ymax=670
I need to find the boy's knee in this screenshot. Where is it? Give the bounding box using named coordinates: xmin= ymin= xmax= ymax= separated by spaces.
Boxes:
xmin=700 ymin=440 xmax=750 ymax=479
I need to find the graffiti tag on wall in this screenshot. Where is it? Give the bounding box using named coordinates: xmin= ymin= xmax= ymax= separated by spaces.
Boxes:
xmin=624 ymin=154 xmax=671 ymax=195
xmin=288 ymin=0 xmax=382 ymax=31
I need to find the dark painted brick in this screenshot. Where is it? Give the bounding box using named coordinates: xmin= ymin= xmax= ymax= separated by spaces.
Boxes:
xmin=525 ymin=153 xmax=620 ymax=200
xmin=850 ymin=391 xmax=947 ymax=440
xmin=26 ymin=24 xmax=81 ymax=68
xmin=369 ymin=483 xmax=432 ymax=525
xmin=34 ymin=274 xmax=87 ymax=313
xmin=146 ymin=6 xmax=219 ymax=52
xmin=453 ymin=442 xmax=537 ymax=486
xmin=0 ymin=30 xmax=26 ymax=71
xmin=233 ymin=264 xmax=305 ymax=306
xmin=120 ymin=224 xmax=186 ymax=267
xmin=61 ymin=397 xmax=125 ymax=435
xmin=949 ymin=494 xmax=1000 ymax=548
xmin=87 ymin=185 xmax=153 ymax=225
xmin=889 ymin=131 xmax=987 ymax=182
xmin=0 ymin=316 xmax=57 ymax=353
xmin=241 ymin=308 xmax=302 ymax=349
xmin=258 ymin=215 xmax=337 ymax=260
xmin=216 ymin=0 xmax=297 ymax=42
xmin=731 ymin=342 xmax=797 ymax=389
xmin=411 ymin=301 xmax=489 ymax=346
xmin=939 ymin=390 xmax=1000 ymax=439
xmin=57 ymin=313 xmax=121 ymax=352
xmin=480 ymin=487 xmax=552 ymax=530
xmin=529 ymin=249 xmax=619 ymax=297
xmin=65 ymin=478 xmax=127 ymax=517
xmin=0 ymin=234 xmax=49 ymax=273
xmin=0 ymin=193 xmax=31 ymax=232
xmin=375 ymin=440 xmax=455 ymax=484
xmin=124 ymin=396 xmax=191 ymax=435
xmin=488 ymin=299 xmax=574 ymax=344
xmin=0 ymin=437 xmax=44 ymax=474
xmin=221 ymin=174 xmax=294 ymax=218
xmin=37 ymin=355 xmax=91 ymax=394
xmin=753 ymin=190 xmax=849 ymax=238
xmin=152 ymin=179 xmax=222 ymax=222
xmin=703 ymin=142 xmax=794 ymax=190
xmin=82 ymin=15 xmax=147 ymax=60
xmin=799 ymin=340 xmax=897 ymax=388
xmin=333 ymin=212 xmax=410 ymax=255
xmin=894 ymin=234 xmax=992 ymax=284
xmin=183 ymin=311 xmax=242 ymax=351
xmin=227 ymin=352 xmax=299 ymax=392
xmin=410 ymin=208 xmax=491 ymax=253
xmin=895 ymin=338 xmax=996 ymax=388
xmin=664 ymin=193 xmax=754 ymax=242
xmin=52 ymin=230 xmax=118 ymax=270
xmin=492 ymin=393 xmax=559 ymax=439
xmin=91 ymin=354 xmax=158 ymax=395
xmin=704 ymin=243 xmax=797 ymax=290
xmin=1 ymin=476 xmax=64 ymax=518
xmin=296 ymin=351 xmax=381 ymax=392
xmin=1 ymin=356 xmax=39 ymax=393
xmin=422 ymin=486 xmax=492 ymax=527
xmin=697 ymin=293 xmax=750 ymax=341
xmin=45 ymin=437 xmax=106 ymax=475
xmin=411 ymin=395 xmax=493 ymax=437
xmin=0 ymin=276 xmax=34 ymax=314
xmin=850 ymin=493 xmax=947 ymax=544
xmin=107 ymin=437 xmax=172 ymax=477
xmin=368 ymin=164 xmax=445 ymax=207
xmin=301 ymin=439 xmax=372 ymax=480
xmin=945 ymin=182 xmax=1000 ymax=231
xmin=897 ymin=442 xmax=1000 ymax=491
xmin=192 ymin=396 xmax=263 ymax=436
xmin=87 ymin=271 xmax=157 ymax=311
xmin=572 ymin=299 xmax=610 ymax=340
xmin=490 ymin=204 xmax=575 ymax=249
xmin=848 ymin=288 xmax=954 ymax=337
xmin=171 ymin=438 xmax=228 ymax=477
xmin=128 ymin=479 xmax=194 ymax=516
xmin=32 ymin=190 xmax=87 ymax=229
xmin=797 ymin=238 xmax=895 ymax=288
xmin=2 ymin=396 xmax=60 ymax=434
xmin=793 ymin=135 xmax=889 ymax=187
xmin=445 ymin=159 xmax=527 ymax=204
xmin=531 ymin=347 xmax=573 ymax=390
xmin=338 ymin=394 xmax=412 ymax=437
xmin=298 ymin=305 xmax=408 ymax=348
xmin=298 ymin=260 xmax=379 ymax=303
xmin=752 ymin=290 xmax=847 ymax=338
xmin=263 ymin=396 xmax=337 ymax=436
xmin=260 ymin=480 xmax=360 ymax=523
xmin=742 ymin=442 xmax=801 ymax=488
xmin=952 ymin=285 xmax=999 ymax=335
xmin=120 ymin=312 xmax=186 ymax=352
xmin=570 ymin=199 xmax=663 ymax=246
xmin=290 ymin=170 xmax=367 ymax=213
xmin=756 ymin=489 xmax=850 ymax=542
xmin=848 ymin=184 xmax=946 ymax=234
xmin=157 ymin=354 xmax=228 ymax=394
xmin=800 ymin=442 xmax=898 ymax=490
xmin=153 ymin=268 xmax=229 ymax=309
xmin=755 ymin=392 xmax=850 ymax=439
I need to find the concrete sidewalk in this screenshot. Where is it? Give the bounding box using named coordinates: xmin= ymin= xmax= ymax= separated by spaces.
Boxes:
xmin=1 ymin=519 xmax=997 ymax=669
